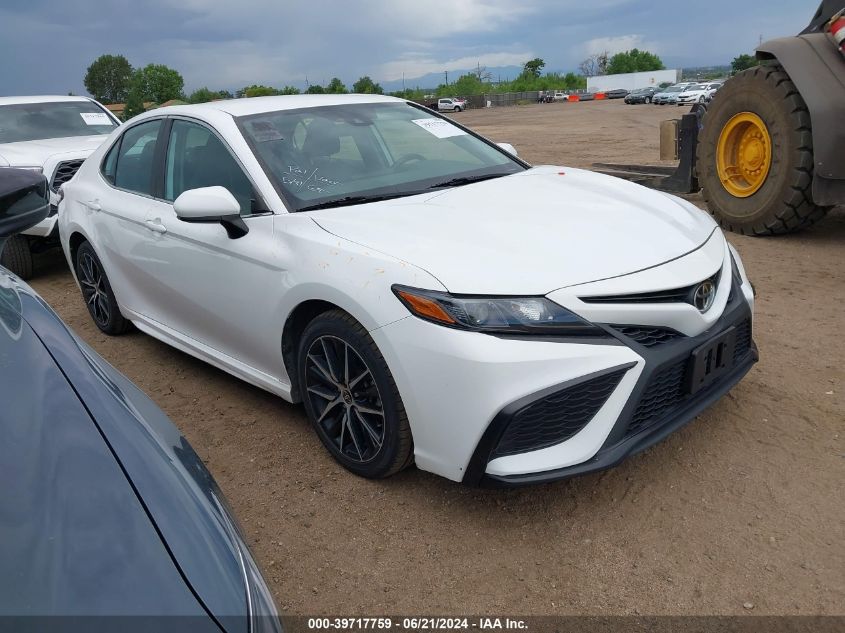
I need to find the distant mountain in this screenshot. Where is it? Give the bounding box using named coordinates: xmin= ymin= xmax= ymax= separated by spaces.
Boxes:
xmin=379 ymin=65 xmax=524 ymax=93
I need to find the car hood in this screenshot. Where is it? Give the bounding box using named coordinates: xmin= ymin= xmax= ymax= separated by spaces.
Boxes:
xmin=4 ymin=271 xmax=261 ymax=631
xmin=0 ymin=135 xmax=107 ymax=167
xmin=0 ymin=273 xmax=215 ymax=620
xmin=309 ymin=166 xmax=717 ymax=295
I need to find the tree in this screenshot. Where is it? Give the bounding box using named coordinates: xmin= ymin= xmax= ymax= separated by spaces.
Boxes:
xmin=84 ymin=54 xmax=133 ymax=104
xmin=133 ymin=64 xmax=184 ymax=103
xmin=188 ymin=87 xmax=227 ymax=103
xmin=522 ymin=58 xmax=545 ymax=78
xmin=579 ymin=53 xmax=608 ymax=77
xmin=305 ymin=84 xmax=325 ymax=94
xmin=242 ymin=85 xmax=281 ymax=97
xmin=731 ymin=53 xmax=758 ymax=74
xmin=605 ymin=49 xmax=665 ymax=74
xmin=473 ymin=64 xmax=493 ymax=82
xmin=279 ymin=86 xmax=301 ymax=95
xmin=123 ymin=77 xmax=146 ymax=120
xmin=446 ymin=73 xmax=486 ymax=97
xmin=352 ymin=76 xmax=383 ymax=94
xmin=325 ymin=78 xmax=347 ymax=94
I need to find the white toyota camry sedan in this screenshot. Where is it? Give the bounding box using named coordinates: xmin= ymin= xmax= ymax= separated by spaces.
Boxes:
xmin=58 ymin=95 xmax=757 ymax=486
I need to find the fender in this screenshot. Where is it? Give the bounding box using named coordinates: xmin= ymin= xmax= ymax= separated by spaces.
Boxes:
xmin=757 ymin=33 xmax=845 ymax=205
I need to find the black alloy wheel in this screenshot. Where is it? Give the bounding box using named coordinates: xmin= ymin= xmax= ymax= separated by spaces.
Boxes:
xmin=305 ymin=334 xmax=386 ymax=463
xmin=75 ymin=241 xmax=131 ymax=335
xmin=298 ymin=310 xmax=413 ymax=478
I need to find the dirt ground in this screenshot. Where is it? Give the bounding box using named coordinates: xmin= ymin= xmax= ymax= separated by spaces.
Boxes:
xmin=29 ymin=99 xmax=844 ymax=616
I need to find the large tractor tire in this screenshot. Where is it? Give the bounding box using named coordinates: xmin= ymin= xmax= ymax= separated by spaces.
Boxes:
xmin=697 ymin=64 xmax=830 ymax=235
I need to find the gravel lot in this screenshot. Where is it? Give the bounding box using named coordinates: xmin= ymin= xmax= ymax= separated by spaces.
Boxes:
xmin=29 ymin=99 xmax=844 ymax=616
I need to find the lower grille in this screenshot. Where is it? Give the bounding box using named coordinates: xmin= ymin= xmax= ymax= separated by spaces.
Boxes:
xmin=493 ymin=367 xmax=628 ymax=458
xmin=51 ymin=159 xmax=85 ymax=192
xmin=625 ymin=318 xmax=755 ymax=439
xmin=733 ymin=318 xmax=752 ymax=364
xmin=626 ymin=360 xmax=687 ymax=437
xmin=611 ymin=325 xmax=685 ymax=348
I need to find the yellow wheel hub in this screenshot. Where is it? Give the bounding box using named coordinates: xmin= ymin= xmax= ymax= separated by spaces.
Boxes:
xmin=716 ymin=112 xmax=772 ymax=197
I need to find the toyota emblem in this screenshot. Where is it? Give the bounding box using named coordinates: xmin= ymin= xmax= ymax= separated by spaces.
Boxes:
xmin=693 ymin=280 xmax=716 ymax=312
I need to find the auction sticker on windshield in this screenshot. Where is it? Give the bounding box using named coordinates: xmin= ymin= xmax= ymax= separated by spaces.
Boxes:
xmin=79 ymin=112 xmax=113 ymax=126
xmin=411 ymin=118 xmax=466 ymax=139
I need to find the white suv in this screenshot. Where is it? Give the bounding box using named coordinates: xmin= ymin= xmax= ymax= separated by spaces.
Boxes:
xmin=0 ymin=96 xmax=120 ymax=278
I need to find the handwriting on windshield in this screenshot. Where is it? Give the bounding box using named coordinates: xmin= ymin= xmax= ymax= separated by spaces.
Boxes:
xmin=282 ymin=165 xmax=340 ymax=193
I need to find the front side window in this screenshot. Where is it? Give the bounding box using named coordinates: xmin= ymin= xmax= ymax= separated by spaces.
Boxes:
xmin=0 ymin=101 xmax=117 ymax=144
xmin=113 ymin=119 xmax=162 ymax=196
xmin=164 ymin=120 xmax=255 ymax=214
xmin=238 ymin=102 xmax=522 ymax=211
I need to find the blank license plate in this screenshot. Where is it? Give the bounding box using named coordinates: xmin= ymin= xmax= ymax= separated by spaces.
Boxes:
xmin=686 ymin=326 xmax=737 ymax=394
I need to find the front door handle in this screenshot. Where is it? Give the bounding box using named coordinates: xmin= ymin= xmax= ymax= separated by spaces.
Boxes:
xmin=144 ymin=219 xmax=167 ymax=234
xmin=84 ymin=200 xmax=101 ymax=211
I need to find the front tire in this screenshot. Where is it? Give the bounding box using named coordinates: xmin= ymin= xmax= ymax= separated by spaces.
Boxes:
xmin=644 ymin=97 xmax=651 ymax=104
xmin=75 ymin=241 xmax=132 ymax=335
xmin=298 ymin=310 xmax=413 ymax=479
xmin=697 ymin=64 xmax=830 ymax=235
xmin=0 ymin=235 xmax=33 ymax=280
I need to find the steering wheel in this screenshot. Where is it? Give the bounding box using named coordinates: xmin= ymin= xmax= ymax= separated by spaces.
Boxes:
xmin=394 ymin=153 xmax=426 ymax=169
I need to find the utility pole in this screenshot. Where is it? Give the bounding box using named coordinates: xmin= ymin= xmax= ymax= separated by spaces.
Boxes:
xmin=402 ymin=72 xmax=405 ymax=93
xmin=445 ymin=70 xmax=448 ymax=85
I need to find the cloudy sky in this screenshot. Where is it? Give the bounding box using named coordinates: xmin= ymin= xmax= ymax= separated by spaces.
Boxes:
xmin=0 ymin=0 xmax=816 ymax=96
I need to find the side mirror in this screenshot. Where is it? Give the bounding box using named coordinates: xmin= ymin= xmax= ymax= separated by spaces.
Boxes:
xmin=0 ymin=168 xmax=49 ymax=240
xmin=173 ymin=186 xmax=248 ymax=239
xmin=497 ymin=142 xmax=518 ymax=157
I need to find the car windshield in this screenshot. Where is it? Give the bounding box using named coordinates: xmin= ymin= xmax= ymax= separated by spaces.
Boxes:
xmin=0 ymin=101 xmax=117 ymax=144
xmin=686 ymin=84 xmax=704 ymax=91
xmin=666 ymin=86 xmax=683 ymax=92
xmin=238 ymin=101 xmax=524 ymax=212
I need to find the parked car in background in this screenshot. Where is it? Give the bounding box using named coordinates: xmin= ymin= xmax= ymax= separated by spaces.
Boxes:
xmin=59 ymin=94 xmax=757 ymax=486
xmin=577 ymin=92 xmax=596 ymax=101
xmin=676 ymin=82 xmax=723 ymax=105
xmin=605 ymin=89 xmax=629 ymax=99
xmin=653 ymin=85 xmax=685 ymax=105
xmin=437 ymin=97 xmax=465 ymax=112
xmin=552 ymin=91 xmax=568 ymax=102
xmin=704 ymin=82 xmax=724 ymax=103
xmin=0 ymin=167 xmax=281 ymax=631
xmin=0 ymin=96 xmax=120 ymax=279
xmin=624 ymin=87 xmax=659 ymax=104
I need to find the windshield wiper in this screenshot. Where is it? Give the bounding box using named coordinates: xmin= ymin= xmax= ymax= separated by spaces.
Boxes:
xmin=297 ymin=191 xmax=428 ymax=212
xmin=427 ymin=172 xmax=510 ymax=190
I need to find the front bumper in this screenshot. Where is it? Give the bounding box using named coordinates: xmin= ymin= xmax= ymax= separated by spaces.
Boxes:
xmin=372 ymin=245 xmax=757 ymax=485
xmin=477 ymin=291 xmax=757 ymax=487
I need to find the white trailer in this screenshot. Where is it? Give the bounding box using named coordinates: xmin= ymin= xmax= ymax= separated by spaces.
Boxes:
xmin=587 ymin=69 xmax=681 ymax=92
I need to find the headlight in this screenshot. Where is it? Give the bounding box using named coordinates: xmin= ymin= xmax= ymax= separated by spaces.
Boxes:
xmin=392 ymin=285 xmax=605 ymax=336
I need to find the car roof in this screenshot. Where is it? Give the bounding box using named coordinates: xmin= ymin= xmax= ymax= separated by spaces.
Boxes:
xmin=152 ymin=93 xmax=402 ymax=119
xmin=0 ymin=95 xmax=98 ymax=106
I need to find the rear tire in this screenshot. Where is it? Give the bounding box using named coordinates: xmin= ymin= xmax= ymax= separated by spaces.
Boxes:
xmin=75 ymin=241 xmax=132 ymax=335
xmin=0 ymin=235 xmax=33 ymax=280
xmin=697 ymin=64 xmax=830 ymax=235
xmin=298 ymin=310 xmax=413 ymax=479
xmin=645 ymin=97 xmax=651 ymax=104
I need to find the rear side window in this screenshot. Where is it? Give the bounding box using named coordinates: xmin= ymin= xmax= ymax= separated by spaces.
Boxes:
xmin=113 ymin=120 xmax=163 ymax=196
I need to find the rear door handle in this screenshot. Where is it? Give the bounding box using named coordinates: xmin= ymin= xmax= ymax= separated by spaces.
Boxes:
xmin=144 ymin=220 xmax=167 ymax=234
xmin=84 ymin=200 xmax=101 ymax=211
